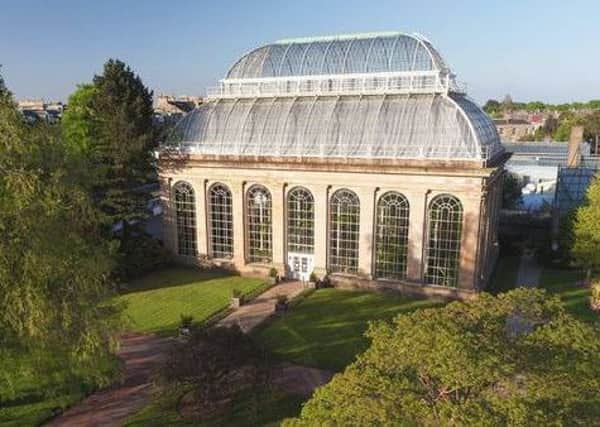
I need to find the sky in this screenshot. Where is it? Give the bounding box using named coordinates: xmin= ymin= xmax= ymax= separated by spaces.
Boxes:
xmin=1 ymin=0 xmax=598 ymax=105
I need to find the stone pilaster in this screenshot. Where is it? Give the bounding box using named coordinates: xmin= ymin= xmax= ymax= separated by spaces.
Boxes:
xmin=195 ymin=178 xmax=209 ymax=257
xmin=270 ymin=183 xmax=286 ymax=272
xmin=230 ymin=180 xmax=246 ymax=267
xmin=311 ymin=184 xmax=329 ymax=278
xmin=357 ymin=187 xmax=375 ymax=278
xmin=406 ymin=190 xmax=427 ymax=282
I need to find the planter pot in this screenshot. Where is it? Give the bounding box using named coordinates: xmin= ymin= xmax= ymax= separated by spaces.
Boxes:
xmin=268 ymin=277 xmax=278 ymax=285
xmin=231 ymin=297 xmax=243 ymax=309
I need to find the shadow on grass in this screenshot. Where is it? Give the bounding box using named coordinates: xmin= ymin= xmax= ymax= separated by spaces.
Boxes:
xmin=121 ymin=267 xmax=235 ymax=294
xmin=254 ymin=288 xmax=442 ymax=371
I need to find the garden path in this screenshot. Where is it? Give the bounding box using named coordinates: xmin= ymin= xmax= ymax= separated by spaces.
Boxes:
xmin=515 ymin=250 xmax=542 ymax=288
xmin=46 ymin=333 xmax=172 ymax=427
xmin=218 ymin=280 xmax=305 ymax=332
xmin=45 ymin=281 xmax=332 ymax=426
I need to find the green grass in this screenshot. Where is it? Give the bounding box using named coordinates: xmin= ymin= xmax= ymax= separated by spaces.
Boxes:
xmin=118 ymin=268 xmax=265 ymax=334
xmin=254 ymin=288 xmax=442 ymax=371
xmin=124 ymin=388 xmax=304 ymax=427
xmin=539 ymin=267 xmax=597 ymax=323
xmin=0 ymin=352 xmax=118 ymax=427
xmin=487 ymin=255 xmax=520 ymax=294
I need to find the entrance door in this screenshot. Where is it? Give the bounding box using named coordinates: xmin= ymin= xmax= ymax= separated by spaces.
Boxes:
xmin=287 ymin=252 xmax=314 ymax=282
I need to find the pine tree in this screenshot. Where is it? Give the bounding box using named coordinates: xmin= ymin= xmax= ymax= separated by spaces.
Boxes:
xmin=90 ymin=59 xmax=157 ymax=230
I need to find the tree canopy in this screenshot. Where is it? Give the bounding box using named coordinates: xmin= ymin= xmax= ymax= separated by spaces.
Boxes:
xmin=0 ymin=72 xmax=121 ymax=399
xmin=284 ymin=289 xmax=600 ymax=426
xmin=572 ymin=174 xmax=600 ymax=275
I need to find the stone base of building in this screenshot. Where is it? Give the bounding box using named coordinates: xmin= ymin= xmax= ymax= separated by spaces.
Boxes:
xmin=329 ymin=273 xmax=478 ymax=301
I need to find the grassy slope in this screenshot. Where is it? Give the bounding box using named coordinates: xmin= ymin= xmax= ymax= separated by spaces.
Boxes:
xmin=118 ymin=268 xmax=265 ymax=334
xmin=255 ymin=288 xmax=442 ymax=371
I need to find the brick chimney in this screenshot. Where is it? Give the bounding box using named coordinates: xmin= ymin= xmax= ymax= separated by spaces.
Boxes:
xmin=567 ymin=125 xmax=584 ymax=168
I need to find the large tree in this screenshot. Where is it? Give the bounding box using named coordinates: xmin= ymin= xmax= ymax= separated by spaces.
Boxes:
xmin=89 ymin=59 xmax=156 ymax=229
xmin=572 ymin=174 xmax=600 ymax=278
xmin=0 ymin=73 xmax=121 ymax=398
xmin=284 ymin=289 xmax=600 ymax=426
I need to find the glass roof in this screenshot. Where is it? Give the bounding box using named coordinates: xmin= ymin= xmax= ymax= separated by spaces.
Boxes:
xmin=170 ymin=93 xmax=503 ymax=161
xmin=226 ymin=32 xmax=449 ymax=79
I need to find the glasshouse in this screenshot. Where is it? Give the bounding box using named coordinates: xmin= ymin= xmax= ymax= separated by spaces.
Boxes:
xmin=160 ymin=32 xmax=507 ymax=297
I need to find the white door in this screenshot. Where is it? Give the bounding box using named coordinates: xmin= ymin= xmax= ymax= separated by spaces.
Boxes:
xmin=287 ymin=253 xmax=314 ymax=282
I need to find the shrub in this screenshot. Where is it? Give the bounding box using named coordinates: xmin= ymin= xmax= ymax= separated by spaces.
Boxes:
xmin=276 ymin=295 xmax=288 ymax=305
xmin=116 ymin=230 xmax=173 ymax=281
xmin=268 ymin=267 xmax=278 ymax=278
xmin=231 ymin=288 xmax=243 ymax=299
xmin=284 ymin=288 xmax=600 ymax=426
xmin=309 ymin=272 xmax=318 ymax=283
xmin=180 ymin=314 xmax=194 ymax=329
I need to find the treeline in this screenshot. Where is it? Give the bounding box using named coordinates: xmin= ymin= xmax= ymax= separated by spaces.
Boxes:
xmin=484 ymin=96 xmax=600 ymax=116
xmin=0 ymin=60 xmax=169 ymax=415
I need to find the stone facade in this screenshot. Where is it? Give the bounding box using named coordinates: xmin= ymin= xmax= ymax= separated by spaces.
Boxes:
xmin=159 ymin=154 xmax=505 ymax=299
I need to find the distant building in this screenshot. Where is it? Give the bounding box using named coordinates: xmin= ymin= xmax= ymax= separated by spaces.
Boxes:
xmin=494 ymin=118 xmax=535 ymax=142
xmin=17 ymin=99 xmax=65 ymax=124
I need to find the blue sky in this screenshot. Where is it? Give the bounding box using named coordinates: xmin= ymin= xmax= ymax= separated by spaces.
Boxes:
xmin=1 ymin=0 xmax=598 ymax=104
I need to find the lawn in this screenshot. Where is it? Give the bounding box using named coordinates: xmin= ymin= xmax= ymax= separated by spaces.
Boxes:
xmin=118 ymin=268 xmax=266 ymax=334
xmin=254 ymin=288 xmax=442 ymax=371
xmin=538 ymin=267 xmax=597 ymax=323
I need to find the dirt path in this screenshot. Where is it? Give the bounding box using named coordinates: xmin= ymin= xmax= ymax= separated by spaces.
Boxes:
xmin=45 ymin=282 xmax=332 ymax=426
xmin=515 ymin=250 xmax=542 ymax=288
xmin=46 ymin=333 xmax=171 ymax=427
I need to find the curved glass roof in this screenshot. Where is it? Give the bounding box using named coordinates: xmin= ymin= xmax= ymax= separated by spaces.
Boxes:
xmin=226 ymin=32 xmax=449 ymax=79
xmin=170 ymin=94 xmax=503 ymax=161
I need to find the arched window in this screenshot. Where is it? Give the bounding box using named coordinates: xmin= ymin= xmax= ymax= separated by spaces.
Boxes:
xmin=425 ymin=195 xmax=463 ymax=287
xmin=375 ymin=192 xmax=409 ymax=280
xmin=173 ymin=181 xmax=197 ymax=257
xmin=329 ymin=189 xmax=360 ymax=273
xmin=287 ymin=187 xmax=314 ymax=254
xmin=247 ymin=185 xmax=272 ymax=263
xmin=208 ymin=183 xmax=233 ymax=259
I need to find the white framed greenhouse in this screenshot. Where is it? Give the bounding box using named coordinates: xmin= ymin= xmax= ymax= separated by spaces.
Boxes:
xmin=161 ymin=31 xmax=507 ymax=298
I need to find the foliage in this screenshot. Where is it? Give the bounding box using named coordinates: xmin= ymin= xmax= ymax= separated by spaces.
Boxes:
xmin=115 ymin=230 xmax=173 ymax=280
xmin=268 ymin=267 xmax=278 ymax=277
xmin=590 ymin=280 xmax=600 ymax=312
xmin=285 ymin=289 xmax=600 ymax=426
xmin=276 ymin=294 xmax=288 ymax=305
xmin=159 ymin=326 xmax=271 ymax=420
xmin=61 ymin=83 xmax=97 ymax=157
xmin=502 ymin=172 xmax=522 ymax=209
xmin=572 ymin=174 xmax=600 ymax=274
xmin=483 ymin=99 xmax=501 ymax=116
xmin=539 ymin=267 xmax=595 ymax=323
xmin=118 ymin=268 xmax=264 ymax=334
xmin=255 ymin=289 xmax=441 ymax=371
xmin=89 ymin=59 xmax=157 ymax=227
xmin=232 ymin=288 xmax=243 ymax=299
xmin=0 ymin=73 xmax=121 ymax=400
xmin=309 ymin=271 xmax=318 ymax=282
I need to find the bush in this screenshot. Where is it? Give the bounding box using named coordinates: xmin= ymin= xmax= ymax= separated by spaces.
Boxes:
xmin=116 ymin=230 xmax=173 ymax=281
xmin=160 ymin=326 xmax=270 ymax=420
xmin=309 ymin=272 xmax=318 ymax=283
xmin=268 ymin=268 xmax=278 ymax=278
xmin=276 ymin=295 xmax=288 ymax=305
xmin=231 ymin=288 xmax=244 ymax=299
xmin=284 ymin=289 xmax=600 ymax=426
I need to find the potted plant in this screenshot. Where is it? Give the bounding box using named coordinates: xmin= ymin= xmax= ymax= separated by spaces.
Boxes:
xmin=590 ymin=280 xmax=600 ymax=312
xmin=231 ymin=288 xmax=244 ymax=308
xmin=179 ymin=314 xmax=194 ymax=337
xmin=307 ymin=271 xmax=318 ymax=289
xmin=275 ymin=294 xmax=288 ymax=312
xmin=268 ymin=267 xmax=279 ymax=285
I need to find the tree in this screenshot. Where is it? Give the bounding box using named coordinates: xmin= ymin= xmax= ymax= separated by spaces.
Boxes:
xmin=89 ymin=59 xmax=156 ymax=229
xmin=0 ymin=72 xmax=121 ymax=398
xmin=284 ymin=289 xmax=600 ymax=426
xmin=483 ymin=99 xmax=501 ymax=116
xmin=502 ymin=172 xmax=522 ymax=209
xmin=582 ymin=111 xmax=600 ymax=154
xmin=572 ymin=174 xmax=600 ymax=279
xmin=61 ymin=83 xmax=97 ymax=156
